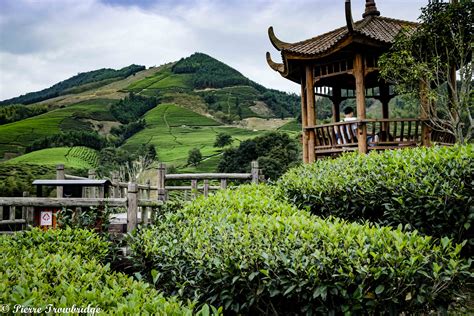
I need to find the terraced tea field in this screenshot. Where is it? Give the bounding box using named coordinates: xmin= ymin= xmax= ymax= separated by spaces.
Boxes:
xmin=122 ymin=103 xmax=265 ymax=170
xmin=0 ymin=100 xmax=115 ymax=158
xmin=6 ymin=146 xmax=99 ymax=170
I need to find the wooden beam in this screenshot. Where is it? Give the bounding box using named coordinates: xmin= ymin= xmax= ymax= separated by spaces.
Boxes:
xmin=0 ymin=197 xmax=127 ymax=208
xmin=301 ymin=80 xmax=309 ymax=163
xmin=354 ymin=54 xmax=367 ymax=154
xmin=305 ymin=65 xmax=316 ymax=162
xmin=165 ymin=173 xmax=252 ymax=180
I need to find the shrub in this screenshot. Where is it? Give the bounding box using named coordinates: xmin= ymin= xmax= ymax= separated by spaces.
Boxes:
xmin=0 ymin=227 xmax=110 ymax=262
xmin=277 ymin=145 xmax=473 ymax=249
xmin=129 ymin=185 xmax=471 ymax=314
xmin=0 ymin=228 xmax=217 ymax=315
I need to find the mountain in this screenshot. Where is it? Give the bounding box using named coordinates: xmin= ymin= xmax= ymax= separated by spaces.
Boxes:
xmin=0 ymin=64 xmax=146 ymax=106
xmin=0 ymin=53 xmax=302 ymax=190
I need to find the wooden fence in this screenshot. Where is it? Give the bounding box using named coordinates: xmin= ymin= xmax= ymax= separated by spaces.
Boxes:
xmin=0 ymin=161 xmax=263 ymax=233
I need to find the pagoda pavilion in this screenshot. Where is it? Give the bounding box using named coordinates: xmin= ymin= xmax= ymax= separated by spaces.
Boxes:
xmin=267 ymin=0 xmax=454 ymax=163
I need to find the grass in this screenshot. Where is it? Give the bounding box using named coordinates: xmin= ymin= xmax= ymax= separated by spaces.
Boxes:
xmin=0 ymin=100 xmax=115 ymax=157
xmin=278 ymin=119 xmax=302 ymax=132
xmin=122 ymin=104 xmax=265 ymax=170
xmin=6 ymin=146 xmax=99 ymax=170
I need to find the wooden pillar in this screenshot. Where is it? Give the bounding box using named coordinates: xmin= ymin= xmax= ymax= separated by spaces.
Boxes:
xmin=300 ymin=82 xmax=309 ymax=163
xmin=203 ymin=180 xmax=209 ymax=197
xmin=420 ymin=81 xmax=432 ymax=147
xmin=157 ymin=163 xmax=167 ymax=201
xmin=332 ymin=87 xmax=341 ymax=123
xmin=111 ymin=172 xmax=120 ymax=198
xmin=380 ymin=82 xmax=390 ymax=133
xmin=354 ymin=54 xmax=367 ymax=154
xmin=56 ymin=164 xmax=64 ymax=198
xmin=380 ymin=82 xmax=390 ymax=119
xmin=143 ymin=179 xmax=150 ymax=226
xmin=191 ymin=179 xmax=198 ymax=199
xmin=305 ymin=65 xmax=316 ymax=162
xmin=88 ymin=169 xmax=96 ymax=198
xmin=251 ymin=160 xmax=259 ymax=184
xmin=22 ymin=191 xmax=34 ymax=227
xmin=220 ymin=179 xmax=227 ymax=189
xmin=127 ymin=183 xmax=138 ymax=233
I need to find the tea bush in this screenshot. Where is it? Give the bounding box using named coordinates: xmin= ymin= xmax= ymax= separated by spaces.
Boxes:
xmin=0 ymin=227 xmax=110 ymax=262
xmin=277 ymin=145 xmax=473 ymax=248
xmin=129 ymin=185 xmax=471 ymax=314
xmin=0 ymin=228 xmax=218 ymax=315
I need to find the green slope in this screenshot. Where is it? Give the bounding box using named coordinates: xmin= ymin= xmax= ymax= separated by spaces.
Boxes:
xmin=0 ymin=99 xmax=115 ymax=158
xmin=6 ymin=146 xmax=99 ymax=170
xmin=122 ymin=104 xmax=265 ymax=169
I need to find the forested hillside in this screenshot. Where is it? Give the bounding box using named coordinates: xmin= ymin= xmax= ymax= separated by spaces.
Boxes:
xmin=0 ymin=64 xmax=145 ymax=105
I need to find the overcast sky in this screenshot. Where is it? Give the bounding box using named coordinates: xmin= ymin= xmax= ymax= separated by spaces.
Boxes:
xmin=0 ymin=0 xmax=427 ymax=101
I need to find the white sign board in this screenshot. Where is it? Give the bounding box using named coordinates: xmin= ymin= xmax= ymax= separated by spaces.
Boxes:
xmin=40 ymin=211 xmax=53 ymax=226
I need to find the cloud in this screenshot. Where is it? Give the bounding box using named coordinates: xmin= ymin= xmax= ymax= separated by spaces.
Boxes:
xmin=0 ymin=0 xmax=427 ymax=100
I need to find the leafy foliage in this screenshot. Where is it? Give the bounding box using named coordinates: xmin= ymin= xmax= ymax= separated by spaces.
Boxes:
xmin=0 ymin=65 xmax=145 ymax=105
xmin=129 ymin=185 xmax=471 ymax=314
xmin=218 ymin=132 xmax=299 ymax=180
xmin=0 ymin=104 xmax=48 ymax=124
xmin=0 ymin=228 xmax=215 ymax=315
xmin=379 ymin=1 xmax=473 ymax=143
xmin=277 ymin=145 xmax=474 ymax=251
xmin=110 ymin=92 xmax=159 ymax=124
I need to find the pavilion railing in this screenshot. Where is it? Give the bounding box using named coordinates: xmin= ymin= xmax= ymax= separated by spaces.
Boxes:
xmin=306 ymin=118 xmax=455 ymax=155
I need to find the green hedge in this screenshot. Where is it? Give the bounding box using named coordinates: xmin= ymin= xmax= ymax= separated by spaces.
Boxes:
xmin=0 ymin=228 xmax=216 ymax=315
xmin=129 ymin=185 xmax=471 ymax=314
xmin=277 ymin=145 xmax=473 ymax=248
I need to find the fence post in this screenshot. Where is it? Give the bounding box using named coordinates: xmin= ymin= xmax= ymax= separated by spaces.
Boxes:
xmin=88 ymin=169 xmax=96 ymax=198
xmin=251 ymin=161 xmax=259 ymax=184
xmin=157 ymin=163 xmax=167 ymax=202
xmin=143 ymin=179 xmax=151 ymax=226
xmin=111 ymin=172 xmax=120 ymax=198
xmin=56 ymin=164 xmax=65 ymax=198
xmin=22 ymin=191 xmax=34 ymax=227
xmin=220 ymin=179 xmax=227 ymax=189
xmin=127 ymin=183 xmax=138 ymax=233
xmin=203 ymin=179 xmax=209 ymax=197
xmin=191 ymin=179 xmax=198 ymax=199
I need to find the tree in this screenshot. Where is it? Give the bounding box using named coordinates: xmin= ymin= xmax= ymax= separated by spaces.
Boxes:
xmin=218 ymin=132 xmax=299 ymax=180
xmin=379 ymin=0 xmax=473 ymax=143
xmin=214 ymin=133 xmax=233 ymax=148
xmin=187 ymin=148 xmax=202 ymax=166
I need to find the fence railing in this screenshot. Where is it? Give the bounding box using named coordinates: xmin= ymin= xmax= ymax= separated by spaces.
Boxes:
xmin=0 ymin=183 xmax=161 ymax=233
xmin=0 ymin=161 xmax=263 ymax=233
xmin=307 ymin=118 xmax=456 ymax=156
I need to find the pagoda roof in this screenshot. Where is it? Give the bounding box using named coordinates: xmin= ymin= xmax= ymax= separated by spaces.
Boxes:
xmin=267 ymin=0 xmax=418 ymax=80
